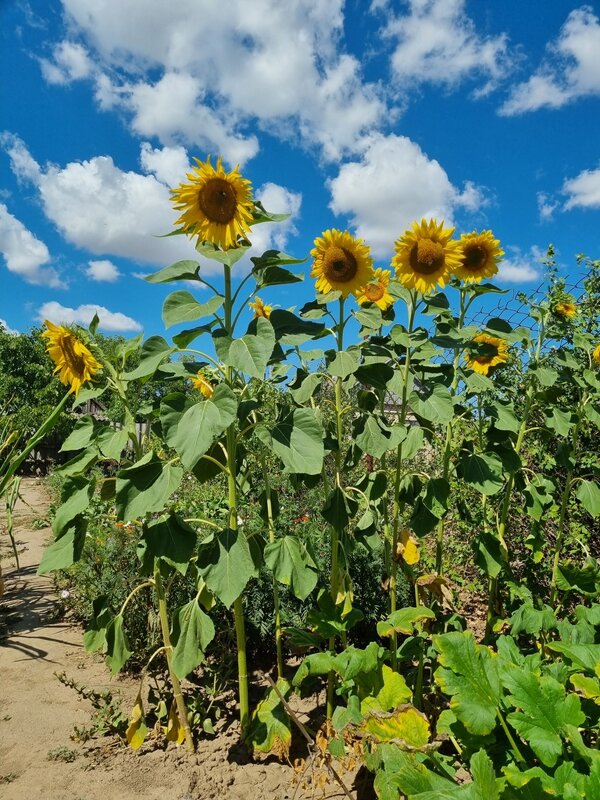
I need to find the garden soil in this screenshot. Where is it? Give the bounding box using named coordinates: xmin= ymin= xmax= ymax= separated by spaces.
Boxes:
xmin=0 ymin=478 xmax=366 ymax=800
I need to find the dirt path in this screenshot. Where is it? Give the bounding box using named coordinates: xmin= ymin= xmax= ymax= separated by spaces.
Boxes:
xmin=0 ymin=479 xmax=364 ymax=800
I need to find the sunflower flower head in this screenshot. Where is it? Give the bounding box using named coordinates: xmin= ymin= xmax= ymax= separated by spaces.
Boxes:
xmin=592 ymin=343 xmax=600 ymax=366
xmin=553 ymin=300 xmax=577 ymax=319
xmin=171 ymin=156 xmax=254 ymax=251
xmin=192 ymin=370 xmax=214 ymax=399
xmin=455 ymin=230 xmax=504 ymax=284
xmin=310 ymin=229 xmax=374 ymax=298
xmin=42 ymin=320 xmax=102 ymax=396
xmin=465 ymin=333 xmax=509 ymax=375
xmin=356 ymin=268 xmax=394 ymax=310
xmin=392 ymin=218 xmax=462 ymax=294
xmin=249 ymin=296 xmax=273 ymax=319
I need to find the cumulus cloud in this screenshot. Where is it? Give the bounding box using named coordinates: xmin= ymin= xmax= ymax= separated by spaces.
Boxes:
xmin=37 ymin=301 xmax=142 ymax=331
xmin=251 ymin=183 xmax=302 ymax=256
xmin=0 ymin=203 xmax=62 ymax=287
xmin=380 ymin=0 xmax=512 ymax=94
xmin=328 ymin=133 xmax=484 ymax=259
xmin=139 ymin=143 xmax=190 ymax=188
xmin=500 ymin=7 xmax=600 ymax=115
xmin=563 ymin=165 xmax=600 ymax=210
xmin=51 ymin=0 xmax=385 ymax=162
xmin=497 ymin=247 xmax=543 ymax=284
xmin=86 ymin=259 xmax=121 ymax=282
xmin=537 ymin=192 xmax=559 ymax=222
xmin=0 ymin=319 xmax=19 ymax=335
xmin=39 ymin=40 xmax=93 ymax=85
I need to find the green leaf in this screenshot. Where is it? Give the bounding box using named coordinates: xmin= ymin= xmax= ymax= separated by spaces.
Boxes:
xmin=400 ymin=426 xmax=425 ymax=460
xmin=422 ymin=478 xmax=450 ymax=519
xmin=545 ymin=642 xmax=600 ymax=675
xmin=162 ymin=290 xmax=224 ymax=328
xmin=321 ymin=486 xmax=357 ymax=532
xmin=458 ymin=453 xmax=504 ymax=496
xmin=293 ymin=651 xmax=336 ymax=687
xmin=269 ymin=310 xmax=325 ymax=345
xmin=433 ymin=631 xmax=502 ymax=735
xmin=504 ymin=669 xmax=585 ymax=767
xmin=97 ymin=427 xmax=130 ymax=461
xmin=56 ymin=449 xmax=98 ymax=477
xmin=172 ymin=323 xmax=214 ymax=348
xmin=145 ymin=259 xmax=201 ymax=284
xmin=409 ymin=384 xmax=454 ymax=424
xmin=288 ymin=369 xmax=323 ymax=404
xmin=257 ymin=408 xmax=324 ymax=474
xmin=196 ymin=528 xmax=256 ymax=608
xmin=545 ymin=408 xmax=573 ymax=437
xmin=105 ymin=614 xmax=132 ymax=674
xmin=355 ymin=416 xmax=403 ymax=459
xmin=361 ymin=665 xmax=412 ymax=713
xmin=138 ymin=514 xmax=197 ymax=575
xmin=225 ymin=316 xmax=275 ymax=378
xmin=122 ymin=336 xmax=174 ymax=381
xmin=52 ymin=477 xmax=95 ymax=537
xmin=171 ymin=598 xmax=215 ymax=679
xmin=246 ymin=679 xmax=292 ymax=758
xmin=576 ymin=480 xmax=600 ymax=518
xmin=264 ymin=535 xmax=318 ymax=601
xmin=355 ymin=363 xmax=395 ymax=390
xmin=116 ymin=452 xmax=183 ymax=521
xmin=38 ymin=518 xmax=87 ymax=574
xmin=556 ymin=559 xmax=600 ymax=596
xmin=377 ymin=607 xmax=436 ymax=637
xmin=524 ymin=477 xmax=556 ymax=521
xmin=170 ymin=384 xmax=237 ymax=469
xmin=59 ymin=416 xmax=95 ymax=451
xmin=358 ymin=705 xmax=431 ymax=748
xmin=488 ymin=402 xmax=520 ymax=434
xmin=327 ymin=349 xmax=359 ymax=378
xmin=195 ymin=240 xmax=251 ymax=267
xmin=510 ymin=602 xmax=557 ymax=636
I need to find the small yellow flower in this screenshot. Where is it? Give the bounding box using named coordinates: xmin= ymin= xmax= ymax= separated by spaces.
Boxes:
xmin=392 ymin=218 xmax=462 ymax=294
xmin=249 ymin=296 xmax=272 ymax=319
xmin=355 ymin=268 xmax=394 ymax=311
xmin=311 ymin=229 xmax=374 ymax=298
xmin=192 ymin=371 xmax=214 ymax=398
xmin=42 ymin=320 xmax=102 ymax=396
xmin=553 ymin=301 xmax=577 ymax=319
xmin=592 ymin=343 xmax=600 ymax=366
xmin=171 ymin=156 xmax=254 ymax=250
xmin=455 ymin=230 xmax=504 ymax=284
xmin=465 ymin=333 xmax=509 ymax=375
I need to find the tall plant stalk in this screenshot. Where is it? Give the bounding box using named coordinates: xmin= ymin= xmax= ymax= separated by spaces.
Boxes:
xmin=261 ymin=453 xmax=284 ymax=678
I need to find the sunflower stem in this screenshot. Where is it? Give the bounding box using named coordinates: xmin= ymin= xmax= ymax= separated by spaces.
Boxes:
xmin=261 ymin=453 xmax=284 ymax=679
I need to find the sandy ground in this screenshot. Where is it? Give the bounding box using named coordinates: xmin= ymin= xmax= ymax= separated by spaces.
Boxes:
xmin=0 ymin=478 xmax=367 ymax=800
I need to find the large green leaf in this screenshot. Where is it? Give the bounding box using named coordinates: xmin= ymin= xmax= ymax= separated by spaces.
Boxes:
xmin=196 ymin=528 xmax=256 ymax=608
xmin=138 ymin=514 xmax=197 ymax=575
xmin=264 ymin=535 xmax=318 ymax=600
xmin=122 ymin=336 xmax=174 ymax=381
xmin=116 ymin=451 xmax=183 ymax=521
xmin=354 ymin=416 xmax=405 ymax=459
xmin=269 ymin=310 xmax=325 ymax=345
xmin=545 ymin=642 xmax=600 ymax=675
xmin=504 ymin=669 xmax=585 ymax=767
xmin=59 ymin=416 xmax=96 ymax=452
xmin=145 ymin=259 xmax=201 ymax=283
xmin=361 ymin=665 xmax=412 ymax=713
xmin=433 ymin=631 xmax=502 ymax=735
xmin=52 ymin=476 xmax=95 ymax=537
xmin=327 ymin=349 xmax=359 ymax=378
xmin=105 ymin=614 xmax=132 ymax=674
xmin=409 ymin=384 xmax=454 ymax=424
xmin=246 ymin=679 xmax=292 ymax=758
xmin=257 ymin=407 xmax=324 ymax=474
xmin=162 ymin=291 xmax=224 ymax=328
xmin=171 ymin=598 xmax=215 ymax=679
xmin=458 ymin=453 xmax=504 ymax=496
xmin=377 ymin=607 xmax=436 ymax=637
xmin=576 ymin=480 xmax=600 ymax=518
xmin=97 ymin=426 xmax=130 ymax=461
xmin=170 ymin=384 xmax=237 ymax=469
xmin=38 ymin=517 xmax=87 ymax=574
xmin=225 ymin=316 xmax=275 ymax=378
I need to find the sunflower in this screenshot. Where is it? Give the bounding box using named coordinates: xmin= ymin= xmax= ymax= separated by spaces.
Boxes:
xmin=171 ymin=156 xmax=254 ymax=251
xmin=192 ymin=371 xmax=214 ymax=399
xmin=249 ymin=296 xmax=272 ymax=319
xmin=465 ymin=333 xmax=509 ymax=375
xmin=553 ymin=301 xmax=577 ymax=319
xmin=356 ymin=268 xmax=394 ymax=311
xmin=42 ymin=320 xmax=102 ymax=396
xmin=592 ymin=344 xmax=600 ymax=366
xmin=455 ymin=230 xmax=504 ymax=284
xmin=392 ymin=218 xmax=462 ymax=293
xmin=310 ymin=229 xmax=374 ymax=298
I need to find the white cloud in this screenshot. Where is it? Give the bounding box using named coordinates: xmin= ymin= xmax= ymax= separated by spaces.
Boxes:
xmin=381 ymin=0 xmax=511 ymax=94
xmin=497 ymin=247 xmax=542 ymax=284
xmin=563 ymin=165 xmax=600 ymax=210
xmin=251 ymin=183 xmax=302 ymax=256
xmin=328 ymin=133 xmax=484 ymax=259
xmin=39 ymin=40 xmax=93 ymax=85
xmin=537 ymin=192 xmax=559 ymax=222
xmin=37 ymin=301 xmax=142 ymax=332
xmin=54 ymin=0 xmax=384 ymax=162
xmin=500 ymin=6 xmax=600 ymax=115
xmin=86 ymin=259 xmax=121 ymax=282
xmin=0 ymin=203 xmax=62 ymax=287
xmin=0 ymin=319 xmax=19 ymax=335
xmin=139 ymin=143 xmax=190 ymax=188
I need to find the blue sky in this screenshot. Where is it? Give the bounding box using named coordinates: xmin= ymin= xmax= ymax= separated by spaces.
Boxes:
xmin=1 ymin=0 xmax=599 ymax=338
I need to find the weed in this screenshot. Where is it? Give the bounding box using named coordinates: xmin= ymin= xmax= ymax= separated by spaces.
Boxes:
xmin=47 ymin=746 xmax=78 ymax=763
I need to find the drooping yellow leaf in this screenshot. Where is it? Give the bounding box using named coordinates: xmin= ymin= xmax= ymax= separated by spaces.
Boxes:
xmin=397 ymin=529 xmax=420 ymax=565
xmin=570 ymin=673 xmax=600 ymax=704
xmin=126 ymin=691 xmax=148 ymax=750
xmin=165 ymin=701 xmax=186 ymax=745
xmin=359 ymin=704 xmax=431 ymax=749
